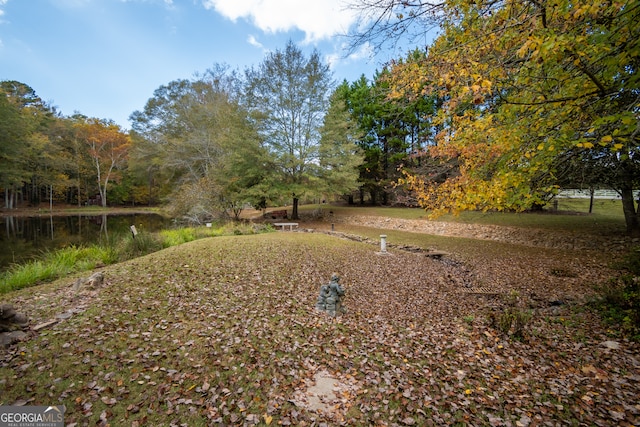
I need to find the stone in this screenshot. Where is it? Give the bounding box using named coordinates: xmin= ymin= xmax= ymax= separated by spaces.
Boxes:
xmin=315 ymin=284 xmax=330 ymax=311
xmin=0 ymin=303 xmax=28 ymax=332
xmin=12 ymin=312 xmax=28 ymax=325
xmin=0 ymin=330 xmax=28 ymax=348
xmin=306 ymin=371 xmax=339 ymax=412
xmin=0 ymin=303 xmax=16 ymax=320
xmin=56 ymin=311 xmax=73 ymax=320
xmin=72 ymin=271 xmax=105 ymax=291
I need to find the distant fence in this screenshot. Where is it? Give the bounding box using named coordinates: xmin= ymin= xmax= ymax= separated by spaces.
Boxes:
xmin=557 ymin=189 xmax=640 ymax=199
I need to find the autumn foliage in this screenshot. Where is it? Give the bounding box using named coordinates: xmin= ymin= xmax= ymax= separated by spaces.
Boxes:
xmin=74 ymin=118 xmax=131 ymax=207
xmin=385 ymin=0 xmax=639 ymax=233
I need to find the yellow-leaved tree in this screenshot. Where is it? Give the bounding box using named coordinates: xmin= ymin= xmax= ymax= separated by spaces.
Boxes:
xmin=352 ymin=0 xmax=640 ymax=234
xmin=74 ymin=118 xmax=131 ymax=208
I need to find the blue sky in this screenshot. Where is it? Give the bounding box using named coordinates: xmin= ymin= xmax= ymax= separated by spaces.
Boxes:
xmin=0 ymin=0 xmax=400 ymax=130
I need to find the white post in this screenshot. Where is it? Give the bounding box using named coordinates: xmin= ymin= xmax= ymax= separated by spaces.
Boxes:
xmin=380 ymin=235 xmax=387 ymax=253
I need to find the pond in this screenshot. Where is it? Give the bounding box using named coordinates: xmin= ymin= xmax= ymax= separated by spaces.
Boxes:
xmin=0 ymin=213 xmax=172 ymax=272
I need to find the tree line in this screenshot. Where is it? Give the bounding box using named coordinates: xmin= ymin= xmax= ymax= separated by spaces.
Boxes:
xmin=0 ymin=80 xmax=132 ymax=211
xmin=2 ymin=0 xmax=639 ymax=234
xmin=0 ymin=42 xmax=440 ymax=221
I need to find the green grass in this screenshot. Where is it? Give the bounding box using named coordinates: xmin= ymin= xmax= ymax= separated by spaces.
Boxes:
xmin=305 ymin=197 xmax=626 ymax=234
xmin=0 ymin=246 xmax=117 ymax=293
xmin=0 ymin=222 xmax=271 ymax=294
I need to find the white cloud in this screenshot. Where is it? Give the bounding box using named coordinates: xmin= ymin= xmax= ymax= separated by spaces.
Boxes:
xmin=201 ymin=0 xmax=359 ymax=43
xmin=0 ymin=1 xmax=9 ymax=27
xmin=247 ymin=34 xmax=264 ymax=50
xmin=325 ymin=41 xmax=373 ymax=70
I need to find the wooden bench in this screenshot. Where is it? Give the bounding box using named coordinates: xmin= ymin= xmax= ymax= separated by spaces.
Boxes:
xmin=265 ymin=209 xmax=288 ymax=219
xmin=273 ymin=222 xmax=298 ymax=231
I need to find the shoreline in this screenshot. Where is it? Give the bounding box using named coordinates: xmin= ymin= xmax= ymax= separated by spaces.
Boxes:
xmin=0 ymin=205 xmax=164 ymax=218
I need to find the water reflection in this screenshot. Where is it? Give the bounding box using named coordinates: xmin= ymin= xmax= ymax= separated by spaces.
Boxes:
xmin=0 ymin=213 xmax=170 ymax=271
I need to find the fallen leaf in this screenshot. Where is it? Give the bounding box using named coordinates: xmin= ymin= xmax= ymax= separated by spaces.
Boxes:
xmin=101 ymin=396 xmax=117 ymax=406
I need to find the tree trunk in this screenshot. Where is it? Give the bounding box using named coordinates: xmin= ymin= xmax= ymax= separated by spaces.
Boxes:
xmin=589 ymin=187 xmax=594 ymax=214
xmin=99 ymin=179 xmax=108 ymax=208
xmin=621 ymin=187 xmax=639 ymax=237
xmin=77 ymin=179 xmax=82 ymax=207
xmin=8 ymin=186 xmax=15 ymax=209
xmin=292 ymin=197 xmax=299 ymax=220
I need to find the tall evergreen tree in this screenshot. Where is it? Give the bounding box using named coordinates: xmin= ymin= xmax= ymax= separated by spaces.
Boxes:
xmin=318 ymin=84 xmax=364 ymax=202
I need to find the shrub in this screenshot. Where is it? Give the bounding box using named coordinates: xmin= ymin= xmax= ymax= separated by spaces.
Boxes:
xmin=489 ymin=290 xmax=533 ymax=341
xmin=496 ymin=307 xmax=532 ymax=340
xmin=120 ymin=232 xmax=163 ymax=257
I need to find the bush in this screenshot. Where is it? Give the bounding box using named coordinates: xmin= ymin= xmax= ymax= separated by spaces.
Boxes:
xmin=496 ymin=307 xmax=533 ymax=340
xmin=120 ymin=232 xmax=163 ymax=258
xmin=489 ymin=290 xmax=533 ymax=341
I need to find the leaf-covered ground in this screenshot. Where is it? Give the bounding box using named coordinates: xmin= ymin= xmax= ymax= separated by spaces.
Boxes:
xmin=1 ymin=231 xmax=639 ymax=426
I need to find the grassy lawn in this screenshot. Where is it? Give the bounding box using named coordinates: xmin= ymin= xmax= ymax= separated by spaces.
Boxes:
xmin=1 ymin=231 xmax=637 ymax=426
xmin=301 ymin=197 xmax=627 ymax=235
xmin=0 ymin=204 xmax=166 ymax=217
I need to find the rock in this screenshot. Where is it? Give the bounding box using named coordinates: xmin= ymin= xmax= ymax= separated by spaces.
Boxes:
xmin=0 ymin=303 xmax=17 ymax=320
xmin=72 ymin=271 xmax=105 ymax=291
xmin=56 ymin=311 xmax=73 ymax=320
xmin=12 ymin=312 xmax=28 ymax=325
xmin=0 ymin=303 xmax=29 ymax=332
xmin=602 ymin=340 xmax=620 ymax=350
xmin=0 ymin=330 xmax=28 ymax=348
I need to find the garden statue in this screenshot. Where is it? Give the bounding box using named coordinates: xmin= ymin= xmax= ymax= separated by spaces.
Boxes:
xmin=316 ymin=273 xmax=345 ymax=317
